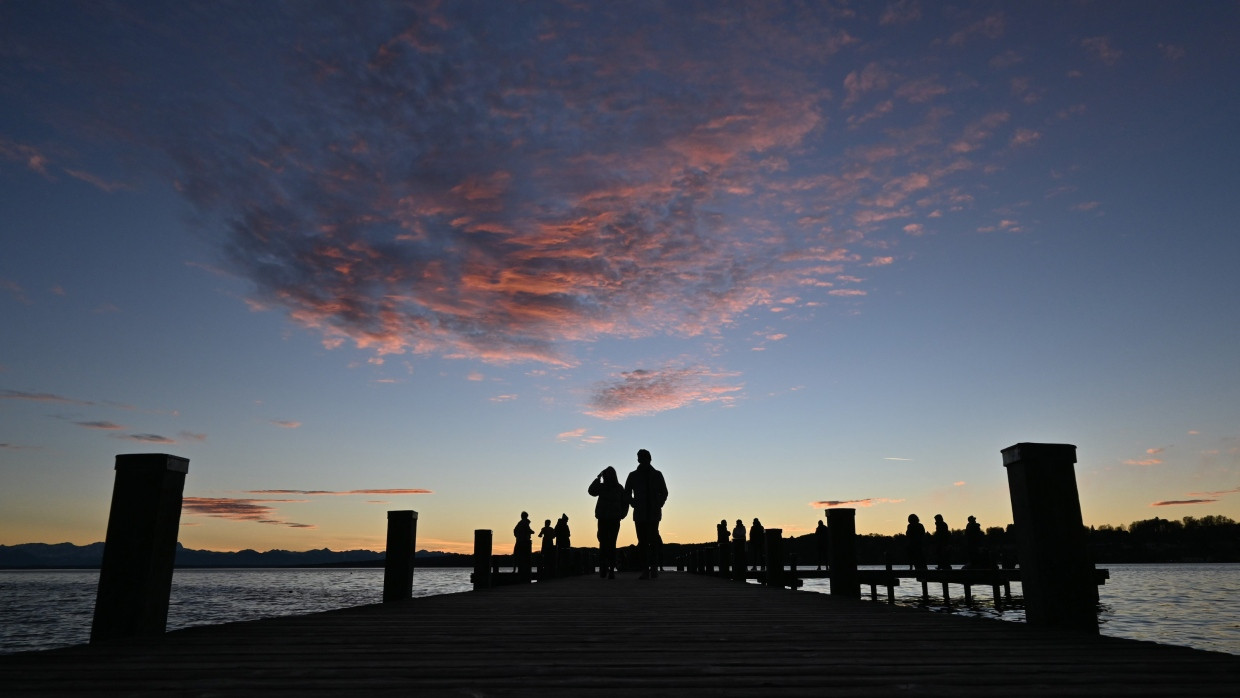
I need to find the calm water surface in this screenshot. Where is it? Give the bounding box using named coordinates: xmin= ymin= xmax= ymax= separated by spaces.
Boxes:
xmin=0 ymin=567 xmax=470 ymax=654
xmin=2 ymin=564 xmax=1237 ymax=655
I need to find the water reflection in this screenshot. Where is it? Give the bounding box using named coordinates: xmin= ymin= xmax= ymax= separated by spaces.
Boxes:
xmin=800 ymin=563 xmax=1240 ymax=655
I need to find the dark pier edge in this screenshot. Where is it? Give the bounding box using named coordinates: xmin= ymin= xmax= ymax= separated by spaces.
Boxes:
xmin=1003 ymin=441 xmax=1099 ymax=633
xmin=90 ymin=453 xmax=189 ymax=644
xmin=383 ymin=510 xmax=418 ymax=603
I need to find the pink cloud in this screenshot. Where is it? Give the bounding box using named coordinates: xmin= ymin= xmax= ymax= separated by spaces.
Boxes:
xmin=556 ymin=427 xmax=606 ymax=444
xmin=1124 ymin=458 xmax=1163 ymax=466
xmin=586 ymin=366 xmax=743 ymax=420
xmin=270 ymin=420 xmax=302 ymax=429
xmin=1151 ymin=499 xmax=1215 ymax=507
xmin=811 ymin=497 xmax=906 ymax=509
xmin=248 ymin=489 xmax=431 ymax=496
xmin=182 ymin=496 xmax=315 ymax=528
xmin=1 ymin=389 xmax=94 ymax=405
xmin=115 ymin=433 xmax=176 ymax=444
xmin=74 ymin=420 xmax=126 ymax=430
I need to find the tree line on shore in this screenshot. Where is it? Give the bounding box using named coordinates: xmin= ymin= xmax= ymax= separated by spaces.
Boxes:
xmin=4 ymin=514 xmax=1235 ymax=569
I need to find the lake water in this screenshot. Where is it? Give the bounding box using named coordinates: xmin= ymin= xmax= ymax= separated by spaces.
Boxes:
xmin=2 ymin=564 xmax=1237 ymax=656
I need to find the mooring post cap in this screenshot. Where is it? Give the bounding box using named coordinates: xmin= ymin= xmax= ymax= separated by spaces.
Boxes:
xmin=1001 ymin=443 xmax=1076 ymax=467
xmin=114 ymin=453 xmax=189 ymax=474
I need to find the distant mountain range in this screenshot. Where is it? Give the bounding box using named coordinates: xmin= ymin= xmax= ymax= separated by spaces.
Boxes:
xmin=0 ymin=542 xmax=470 ymax=569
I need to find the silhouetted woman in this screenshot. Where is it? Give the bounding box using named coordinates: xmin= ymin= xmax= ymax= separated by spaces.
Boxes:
xmin=933 ymin=514 xmax=951 ymax=570
xmin=750 ymin=518 xmax=765 ymax=571
xmin=905 ymin=514 xmax=926 ymax=572
xmin=513 ymin=511 xmax=534 ymax=572
xmin=589 ymin=466 xmax=627 ymax=579
xmin=538 ymin=518 xmax=556 ymax=575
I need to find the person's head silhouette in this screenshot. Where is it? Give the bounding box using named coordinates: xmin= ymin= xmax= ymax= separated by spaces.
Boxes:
xmin=637 ymin=448 xmax=651 ymax=465
xmin=908 ymin=514 xmax=919 ymax=524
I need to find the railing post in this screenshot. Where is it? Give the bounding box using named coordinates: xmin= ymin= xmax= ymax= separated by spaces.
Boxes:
xmin=383 ymin=510 xmax=418 ymax=603
xmin=515 ymin=538 xmax=532 ymax=583
xmin=1003 ymin=442 xmax=1098 ymax=632
xmin=90 ymin=453 xmax=189 ymax=644
xmin=826 ymin=508 xmax=859 ymax=598
xmin=473 ymin=530 xmax=492 ymax=591
xmin=764 ymin=528 xmax=783 ymax=587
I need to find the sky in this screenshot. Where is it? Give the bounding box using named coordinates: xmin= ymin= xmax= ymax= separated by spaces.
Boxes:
xmin=2 ymin=1 xmax=1238 ymax=555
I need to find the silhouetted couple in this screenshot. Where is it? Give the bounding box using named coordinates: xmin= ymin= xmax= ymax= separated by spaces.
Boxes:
xmin=590 ymin=448 xmax=668 ymax=579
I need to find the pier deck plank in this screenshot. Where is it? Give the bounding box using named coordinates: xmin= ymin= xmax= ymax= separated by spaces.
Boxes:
xmin=2 ymin=572 xmax=1236 ymax=696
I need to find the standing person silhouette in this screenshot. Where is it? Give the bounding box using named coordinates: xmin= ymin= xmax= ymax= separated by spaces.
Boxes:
xmin=933 ymin=514 xmax=951 ymax=570
xmin=513 ymin=512 xmax=534 ymax=573
xmin=815 ymin=519 xmax=830 ymax=571
xmin=624 ymin=448 xmax=668 ymax=579
xmin=906 ymin=514 xmax=927 ymax=572
xmin=750 ymin=518 xmax=765 ymax=571
xmin=589 ymin=466 xmax=627 ymax=579
xmin=538 ymin=518 xmax=556 ymax=576
xmin=964 ymin=515 xmax=984 ymax=568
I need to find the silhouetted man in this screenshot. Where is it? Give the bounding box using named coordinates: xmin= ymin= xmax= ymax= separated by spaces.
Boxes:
xmin=625 ymin=448 xmax=668 ymax=579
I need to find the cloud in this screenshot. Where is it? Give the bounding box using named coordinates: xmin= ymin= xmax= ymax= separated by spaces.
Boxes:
xmin=556 ymin=427 xmax=606 ymax=444
xmin=5 ymin=3 xmax=1107 ymax=380
xmin=1151 ymin=499 xmax=1216 ymax=507
xmin=269 ymin=420 xmax=302 ymax=429
xmin=883 ymin=457 xmax=913 ymax=461
xmin=116 ymin=433 xmax=177 ymax=444
xmin=489 ymin=393 xmax=518 ymax=402
xmin=1124 ymin=458 xmax=1163 ymax=466
xmin=1 ymin=279 xmax=31 ymax=304
xmin=585 ymin=366 xmax=743 ymax=420
xmin=1188 ymin=487 xmax=1240 ymax=497
xmin=1 ymin=389 xmax=94 ymax=405
xmin=953 ymin=481 xmax=966 ymax=487
xmin=74 ymin=420 xmax=126 ymax=430
xmin=246 ymin=489 xmax=432 ymax=496
xmin=178 ymin=431 xmax=208 ymax=442
xmin=182 ymin=496 xmax=315 ymax=528
xmin=1081 ymin=36 xmax=1122 ymax=65
xmin=811 ymin=497 xmax=906 ymax=508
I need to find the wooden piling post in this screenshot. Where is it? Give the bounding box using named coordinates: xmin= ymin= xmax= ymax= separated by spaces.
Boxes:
xmin=764 ymin=528 xmax=783 ymax=587
xmin=732 ymin=538 xmax=747 ymax=581
xmin=1002 ymin=442 xmax=1098 ymax=633
xmin=825 ymin=508 xmax=859 ymax=598
xmin=473 ymin=530 xmax=492 ymax=591
xmin=90 ymin=453 xmax=189 ymax=644
xmin=383 ymin=510 xmax=418 ymax=603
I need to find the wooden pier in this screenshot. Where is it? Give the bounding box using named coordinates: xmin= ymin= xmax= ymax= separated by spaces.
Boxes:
xmin=3 ymin=572 xmax=1236 ymax=696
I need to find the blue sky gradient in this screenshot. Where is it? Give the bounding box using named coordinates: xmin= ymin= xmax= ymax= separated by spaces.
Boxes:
xmin=2 ymin=1 xmax=1238 ymax=553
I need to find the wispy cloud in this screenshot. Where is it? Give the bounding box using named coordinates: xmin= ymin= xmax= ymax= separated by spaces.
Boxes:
xmin=811 ymin=497 xmax=906 ymax=508
xmin=1151 ymin=499 xmax=1215 ymax=507
xmin=269 ymin=420 xmax=302 ymax=429
xmin=2 ymin=389 xmax=94 ymax=405
xmin=586 ymin=366 xmax=743 ymax=420
xmin=1124 ymin=458 xmax=1163 ymax=466
xmin=246 ymin=489 xmax=432 ymax=496
xmin=182 ymin=496 xmax=315 ymax=528
xmin=556 ymin=427 xmax=606 ymax=444
xmin=114 ymin=433 xmax=177 ymax=444
xmin=74 ymin=420 xmax=126 ymax=430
